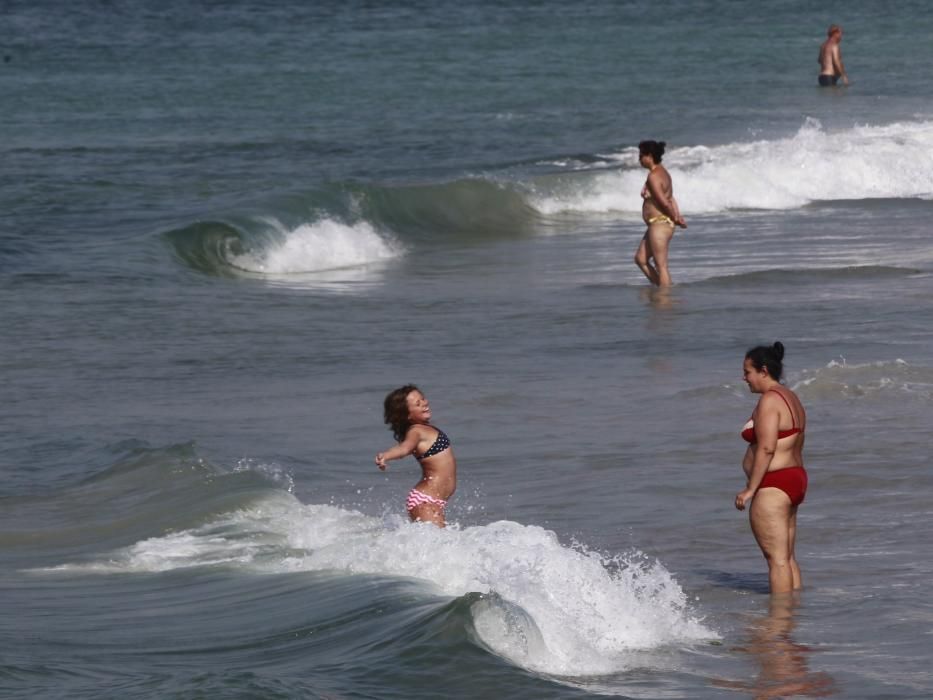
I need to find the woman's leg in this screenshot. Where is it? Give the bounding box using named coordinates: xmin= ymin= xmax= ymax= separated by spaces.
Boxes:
xmin=788 ymin=506 xmax=802 ymax=589
xmin=749 ymin=488 xmax=795 ymax=594
xmin=646 ymin=223 xmax=675 ymax=287
xmin=634 ymin=230 xmax=661 ymax=285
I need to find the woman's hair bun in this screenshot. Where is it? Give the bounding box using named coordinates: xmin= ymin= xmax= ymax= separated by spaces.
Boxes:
xmin=772 ymin=341 xmax=785 ymax=361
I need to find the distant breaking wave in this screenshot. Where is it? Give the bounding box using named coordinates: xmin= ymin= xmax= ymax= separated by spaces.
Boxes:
xmin=793 ymin=359 xmax=933 ymax=401
xmin=163 ymin=118 xmax=933 ymax=278
xmin=163 ymin=179 xmax=538 ymax=277
xmin=165 ymin=216 xmax=401 ymax=277
xmin=530 ymin=118 xmax=933 ymax=215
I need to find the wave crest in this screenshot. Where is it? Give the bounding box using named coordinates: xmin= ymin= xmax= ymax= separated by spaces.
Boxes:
xmin=530 ymin=118 xmax=933 ymax=215
xmin=164 ymin=216 xmax=401 ymax=278
xmin=44 ymin=493 xmax=715 ymax=676
xmin=793 ymin=359 xmax=933 ymax=400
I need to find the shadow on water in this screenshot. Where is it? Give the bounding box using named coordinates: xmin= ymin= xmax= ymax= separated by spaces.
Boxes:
xmin=698 ymin=569 xmax=772 ymax=594
xmin=638 ymin=286 xmax=683 ymax=340
xmin=712 ymin=594 xmax=836 ymax=699
xmin=638 ymin=285 xmax=679 ymax=312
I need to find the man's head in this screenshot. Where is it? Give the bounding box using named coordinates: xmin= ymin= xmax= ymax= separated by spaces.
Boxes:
xmin=827 ymin=24 xmax=843 ymax=40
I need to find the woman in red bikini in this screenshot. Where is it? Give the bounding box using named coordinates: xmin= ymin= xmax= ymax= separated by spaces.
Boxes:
xmin=737 ymin=342 xmax=808 ymax=594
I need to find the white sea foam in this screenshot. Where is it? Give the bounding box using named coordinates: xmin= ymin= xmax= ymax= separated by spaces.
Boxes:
xmin=792 ymin=358 xmax=933 ymax=400
xmin=45 ymin=494 xmax=714 ymax=676
xmin=531 ymin=118 xmax=933 ymax=215
xmin=229 ymin=216 xmax=401 ymax=274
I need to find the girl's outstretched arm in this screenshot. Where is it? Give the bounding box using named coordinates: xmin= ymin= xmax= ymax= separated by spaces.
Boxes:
xmin=375 ymin=427 xmax=423 ymax=470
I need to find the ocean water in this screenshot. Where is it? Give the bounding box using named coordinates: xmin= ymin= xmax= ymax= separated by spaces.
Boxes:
xmin=3 ymin=1 xmax=933 ymax=698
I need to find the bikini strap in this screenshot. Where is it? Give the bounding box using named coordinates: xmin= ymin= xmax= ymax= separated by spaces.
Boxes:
xmin=768 ymin=389 xmax=796 ymax=429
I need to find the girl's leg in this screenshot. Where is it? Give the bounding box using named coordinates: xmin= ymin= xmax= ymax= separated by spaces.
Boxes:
xmin=749 ymin=488 xmax=795 ymax=594
xmin=409 ymin=503 xmax=445 ymax=527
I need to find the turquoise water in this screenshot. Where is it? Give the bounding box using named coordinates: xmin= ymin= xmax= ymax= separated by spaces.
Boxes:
xmin=3 ymin=1 xmax=933 ymax=698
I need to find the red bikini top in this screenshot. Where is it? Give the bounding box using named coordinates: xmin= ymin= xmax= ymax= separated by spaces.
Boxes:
xmin=741 ymin=389 xmax=803 ymax=444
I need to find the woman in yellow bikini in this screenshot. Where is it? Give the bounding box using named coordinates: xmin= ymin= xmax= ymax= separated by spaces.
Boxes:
xmin=633 ymin=140 xmax=687 ymax=287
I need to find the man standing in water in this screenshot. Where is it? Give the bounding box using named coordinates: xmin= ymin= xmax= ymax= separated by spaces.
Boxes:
xmin=818 ymin=25 xmax=848 ymax=87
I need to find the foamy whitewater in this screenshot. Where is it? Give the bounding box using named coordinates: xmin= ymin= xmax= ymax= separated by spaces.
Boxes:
xmin=530 ymin=119 xmax=933 ymax=216
xmin=5 ymin=1 xmax=933 ymax=698
xmin=45 ymin=496 xmax=712 ymax=677
xmin=229 ymin=217 xmax=401 ymax=274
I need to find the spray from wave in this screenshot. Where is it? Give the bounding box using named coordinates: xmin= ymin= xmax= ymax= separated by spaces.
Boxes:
xmin=164 ymin=215 xmax=401 ymax=279
xmin=226 ymin=216 xmax=400 ymax=274
xmin=41 ymin=485 xmax=715 ymax=676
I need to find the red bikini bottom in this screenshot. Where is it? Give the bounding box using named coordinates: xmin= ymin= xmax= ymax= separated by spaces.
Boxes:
xmin=759 ymin=466 xmax=808 ymax=506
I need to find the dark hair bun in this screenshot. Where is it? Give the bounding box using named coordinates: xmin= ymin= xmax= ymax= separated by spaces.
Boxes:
xmin=746 ymin=342 xmax=785 ymax=380
xmin=638 ymin=140 xmax=667 ymax=163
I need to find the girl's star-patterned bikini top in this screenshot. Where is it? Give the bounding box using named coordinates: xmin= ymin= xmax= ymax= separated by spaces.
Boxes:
xmin=415 ymin=427 xmax=451 ymax=460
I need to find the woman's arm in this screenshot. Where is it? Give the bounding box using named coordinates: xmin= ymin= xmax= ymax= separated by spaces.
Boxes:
xmin=735 ymin=396 xmax=780 ymax=509
xmin=669 ymin=195 xmax=687 ymax=228
xmin=647 ymin=171 xmax=687 ymax=227
xmin=742 ymin=444 xmax=755 ymax=478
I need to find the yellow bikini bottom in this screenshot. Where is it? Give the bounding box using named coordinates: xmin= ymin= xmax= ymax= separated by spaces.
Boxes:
xmin=647 ymin=214 xmax=675 ymax=227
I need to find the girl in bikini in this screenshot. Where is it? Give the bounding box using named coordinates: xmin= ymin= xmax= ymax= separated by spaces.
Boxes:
xmin=633 ymin=140 xmax=687 ymax=287
xmin=736 ymin=342 xmax=808 ymax=594
xmin=375 ymin=385 xmax=457 ymax=527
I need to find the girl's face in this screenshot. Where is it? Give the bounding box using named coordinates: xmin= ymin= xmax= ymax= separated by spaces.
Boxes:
xmin=405 ymin=390 xmax=432 ymax=423
xmin=742 ymin=358 xmax=769 ymax=393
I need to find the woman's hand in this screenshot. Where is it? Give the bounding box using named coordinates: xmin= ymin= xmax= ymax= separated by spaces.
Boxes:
xmin=735 ymin=489 xmax=754 ymax=510
xmin=375 ymin=453 xmax=388 ymax=470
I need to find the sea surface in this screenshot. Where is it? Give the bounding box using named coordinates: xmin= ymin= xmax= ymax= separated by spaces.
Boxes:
xmin=3 ymin=1 xmax=933 ymax=698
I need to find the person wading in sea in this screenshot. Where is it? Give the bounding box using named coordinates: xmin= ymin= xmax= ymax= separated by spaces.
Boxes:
xmin=818 ymin=24 xmax=848 ymax=87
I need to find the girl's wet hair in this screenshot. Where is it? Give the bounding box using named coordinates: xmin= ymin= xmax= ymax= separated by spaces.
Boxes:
xmin=384 ymin=384 xmax=420 ymax=442
xmin=745 ymin=342 xmax=785 ymax=380
xmin=638 ymin=140 xmax=667 ymax=163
